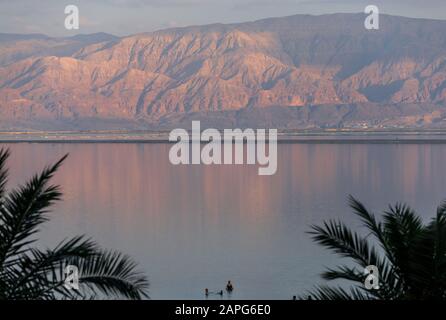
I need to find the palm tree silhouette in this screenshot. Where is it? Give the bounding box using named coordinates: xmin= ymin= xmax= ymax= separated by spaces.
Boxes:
xmin=0 ymin=148 xmax=149 ymax=300
xmin=304 ymin=196 xmax=446 ymax=300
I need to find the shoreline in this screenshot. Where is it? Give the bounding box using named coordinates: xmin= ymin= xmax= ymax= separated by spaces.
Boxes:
xmin=4 ymin=138 xmax=446 ymax=144
xmin=3 ymin=130 xmax=446 ymax=144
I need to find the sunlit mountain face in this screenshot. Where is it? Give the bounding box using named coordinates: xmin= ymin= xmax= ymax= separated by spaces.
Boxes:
xmin=1 ymin=13 xmax=446 ymax=131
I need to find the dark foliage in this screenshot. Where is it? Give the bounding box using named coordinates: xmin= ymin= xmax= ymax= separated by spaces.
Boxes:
xmin=304 ymin=196 xmax=446 ymax=300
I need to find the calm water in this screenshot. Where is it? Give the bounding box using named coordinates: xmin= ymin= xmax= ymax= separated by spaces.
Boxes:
xmin=3 ymin=142 xmax=446 ymax=299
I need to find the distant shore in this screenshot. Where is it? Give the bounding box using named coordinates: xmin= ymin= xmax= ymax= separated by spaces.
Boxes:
xmin=3 ymin=130 xmax=446 ymax=144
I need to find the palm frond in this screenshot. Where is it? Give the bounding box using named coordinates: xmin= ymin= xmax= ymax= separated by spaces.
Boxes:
xmin=408 ymin=206 xmax=446 ymax=299
xmin=309 ymin=220 xmax=380 ymax=267
xmin=303 ymin=285 xmax=373 ymax=300
xmin=4 ymin=236 xmax=97 ymax=300
xmin=304 ymin=196 xmax=446 ymax=300
xmin=65 ymin=250 xmax=149 ymax=300
xmin=0 ymin=148 xmax=9 ymax=199
xmin=348 ymin=196 xmax=395 ymax=262
xmin=381 ymin=203 xmax=423 ymax=293
xmin=0 ymin=154 xmax=68 ymax=266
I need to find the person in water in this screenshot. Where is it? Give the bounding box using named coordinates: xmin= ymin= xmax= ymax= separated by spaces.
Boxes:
xmin=204 ymin=288 xmax=224 ymax=297
xmin=226 ymin=281 xmax=234 ymax=293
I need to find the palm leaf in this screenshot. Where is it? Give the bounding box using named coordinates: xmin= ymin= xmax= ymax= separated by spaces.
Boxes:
xmin=5 ymin=236 xmax=97 ymax=300
xmin=64 ymin=250 xmax=149 ymax=300
xmin=0 ymin=148 xmax=9 ymax=199
xmin=0 ymin=154 xmax=67 ymax=266
xmin=309 ymin=220 xmax=381 ymax=267
xmin=305 ymin=196 xmax=446 ymax=300
xmin=303 ymin=285 xmax=373 ymax=300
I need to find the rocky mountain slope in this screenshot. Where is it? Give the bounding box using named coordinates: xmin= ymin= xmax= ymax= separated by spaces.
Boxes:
xmin=1 ymin=14 xmax=446 ymax=130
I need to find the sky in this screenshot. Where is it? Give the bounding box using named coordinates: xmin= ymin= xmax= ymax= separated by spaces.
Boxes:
xmin=1 ymin=0 xmax=446 ymax=37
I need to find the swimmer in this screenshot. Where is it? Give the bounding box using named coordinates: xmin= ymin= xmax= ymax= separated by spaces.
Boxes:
xmin=226 ymin=280 xmax=234 ymax=293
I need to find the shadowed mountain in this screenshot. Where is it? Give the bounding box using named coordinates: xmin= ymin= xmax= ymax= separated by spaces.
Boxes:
xmin=1 ymin=13 xmax=446 ymax=130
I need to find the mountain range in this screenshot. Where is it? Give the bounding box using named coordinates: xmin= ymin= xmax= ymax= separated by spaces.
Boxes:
xmin=1 ymin=13 xmax=446 ymax=130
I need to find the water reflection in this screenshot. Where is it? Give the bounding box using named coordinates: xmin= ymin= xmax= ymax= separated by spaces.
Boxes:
xmin=3 ymin=143 xmax=446 ymax=299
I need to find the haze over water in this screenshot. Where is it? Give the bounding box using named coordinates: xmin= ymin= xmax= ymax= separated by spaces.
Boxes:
xmin=3 ymin=142 xmax=446 ymax=299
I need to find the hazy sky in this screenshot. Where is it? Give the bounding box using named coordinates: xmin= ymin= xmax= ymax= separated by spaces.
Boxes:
xmin=1 ymin=0 xmax=446 ymax=37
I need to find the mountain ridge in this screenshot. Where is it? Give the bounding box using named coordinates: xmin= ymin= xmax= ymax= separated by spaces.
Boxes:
xmin=1 ymin=13 xmax=446 ymax=130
